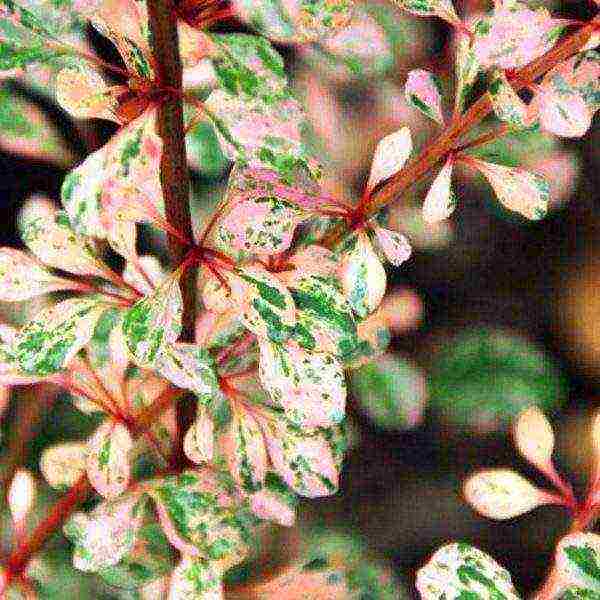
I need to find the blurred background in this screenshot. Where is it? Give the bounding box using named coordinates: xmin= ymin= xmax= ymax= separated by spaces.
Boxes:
xmin=0 ymin=0 xmax=598 ymax=596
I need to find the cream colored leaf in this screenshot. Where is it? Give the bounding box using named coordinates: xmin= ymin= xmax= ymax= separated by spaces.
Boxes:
xmin=0 ymin=248 xmax=80 ymax=301
xmin=422 ymin=158 xmax=456 ymax=223
xmin=41 ymin=441 xmax=87 ymax=489
xmin=463 ymin=468 xmax=547 ymax=520
xmin=367 ymin=127 xmax=412 ymax=191
xmin=513 ymin=407 xmax=554 ymax=470
xmin=184 ymin=408 xmax=214 ymax=465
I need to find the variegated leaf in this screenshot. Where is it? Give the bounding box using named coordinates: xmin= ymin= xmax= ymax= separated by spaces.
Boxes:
xmin=472 ymin=3 xmax=565 ymax=70
xmin=122 ymin=273 xmax=183 ymax=368
xmin=230 ymin=264 xmax=296 ymax=343
xmin=422 ymin=157 xmax=455 ymax=223
xmin=64 ymin=492 xmax=146 ymax=573
xmin=87 ymin=420 xmax=133 ymax=499
xmin=14 ymin=296 xmax=105 ymax=375
xmin=231 ymin=0 xmax=353 ymax=45
xmin=467 ymin=158 xmax=550 ymax=220
xmin=372 ymin=226 xmax=412 ymax=267
xmin=0 ymin=247 xmax=81 ymax=301
xmin=249 ymin=472 xmax=297 ymax=527
xmin=416 ymin=543 xmax=520 ymax=599
xmin=262 ymin=417 xmax=344 ymax=498
xmin=0 ymin=0 xmax=87 ymax=73
xmin=222 ymin=407 xmax=268 ymax=493
xmin=290 ymin=275 xmax=360 ymax=361
xmin=463 ymin=469 xmax=551 ymax=520
xmin=56 ymin=64 xmax=121 ymax=122
xmin=87 ymin=0 xmax=153 ymax=78
xmin=258 ymin=339 xmax=346 ymax=429
xmin=156 ymin=343 xmax=219 ymax=402
xmin=278 ymin=245 xmax=338 ymax=288
xmin=169 ymin=557 xmax=223 ymax=600
xmin=536 ymin=89 xmax=592 ymax=139
xmin=152 ymin=470 xmax=255 ymax=563
xmin=405 ymin=69 xmax=444 ymax=124
xmin=555 ymin=533 xmax=600 ymax=592
xmin=367 ymin=127 xmax=412 ymax=191
xmin=488 ymin=69 xmax=535 ymax=129
xmin=338 ymin=232 xmax=386 ymax=319
xmin=40 ymin=441 xmax=87 ymax=489
xmin=393 ymin=0 xmax=461 ymax=27
xmin=217 ymin=195 xmax=303 ymax=256
xmin=18 ymin=196 xmax=111 ymax=278
xmin=61 ymin=146 xmax=109 ymax=239
xmin=455 ymin=33 xmax=480 ymax=113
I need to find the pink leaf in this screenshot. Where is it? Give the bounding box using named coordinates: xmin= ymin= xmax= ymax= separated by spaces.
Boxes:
xmin=249 ymin=489 xmax=296 ymax=527
xmin=472 ymin=4 xmax=565 ymax=70
xmin=467 ymin=158 xmax=550 ymax=220
xmin=373 ymin=226 xmax=412 ymax=266
xmin=86 ymin=419 xmax=133 ymax=499
xmin=405 ymin=69 xmax=444 ymax=124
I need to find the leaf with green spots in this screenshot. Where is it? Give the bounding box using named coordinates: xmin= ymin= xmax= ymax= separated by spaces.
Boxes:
xmin=0 ymin=0 xmax=87 ymax=73
xmin=455 ymin=33 xmax=480 ymax=113
xmin=169 ymin=556 xmax=223 ymax=599
xmin=262 ymin=414 xmax=344 ymax=498
xmin=466 ymin=158 xmax=550 ymax=221
xmin=557 ymin=534 xmax=600 ymax=592
xmin=86 ymin=419 xmax=133 ymax=499
xmin=488 ymin=69 xmax=535 ymax=130
xmin=472 ymin=3 xmax=565 ymax=70
xmin=209 ymin=32 xmax=287 ymax=102
xmin=464 ymin=468 xmax=550 ymax=521
xmin=61 ymin=145 xmax=108 ymax=239
xmin=232 ymin=0 xmax=352 ymax=45
xmin=97 ymin=523 xmax=175 ymax=590
xmin=349 ymin=353 xmax=426 ymax=430
xmin=151 ymin=470 xmax=257 ymax=562
xmin=222 ymin=406 xmax=268 ymax=493
xmin=18 ymin=196 xmax=112 ymax=278
xmin=290 ymin=274 xmax=360 ymax=361
xmin=338 ymin=231 xmax=386 ymax=319
xmin=122 ymin=272 xmax=183 ymax=368
xmin=416 ymin=543 xmax=520 ymax=600
xmin=428 ymin=328 xmax=566 ymax=434
xmin=248 ymin=471 xmax=297 ymax=526
xmin=405 ymin=69 xmax=444 ymax=124
xmin=14 ymin=296 xmax=105 ymax=376
xmin=156 ymin=343 xmax=219 ymax=403
xmin=229 ymin=264 xmax=296 ymax=342
xmin=258 ymin=338 xmax=346 ymax=429
xmin=65 ymin=492 xmax=146 ymax=574
xmin=393 ymin=0 xmax=460 ymax=26
xmin=217 ymin=193 xmax=304 ymax=257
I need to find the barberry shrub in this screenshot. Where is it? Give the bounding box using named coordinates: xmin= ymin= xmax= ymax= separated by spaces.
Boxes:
xmin=0 ymin=0 xmax=597 ymax=597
